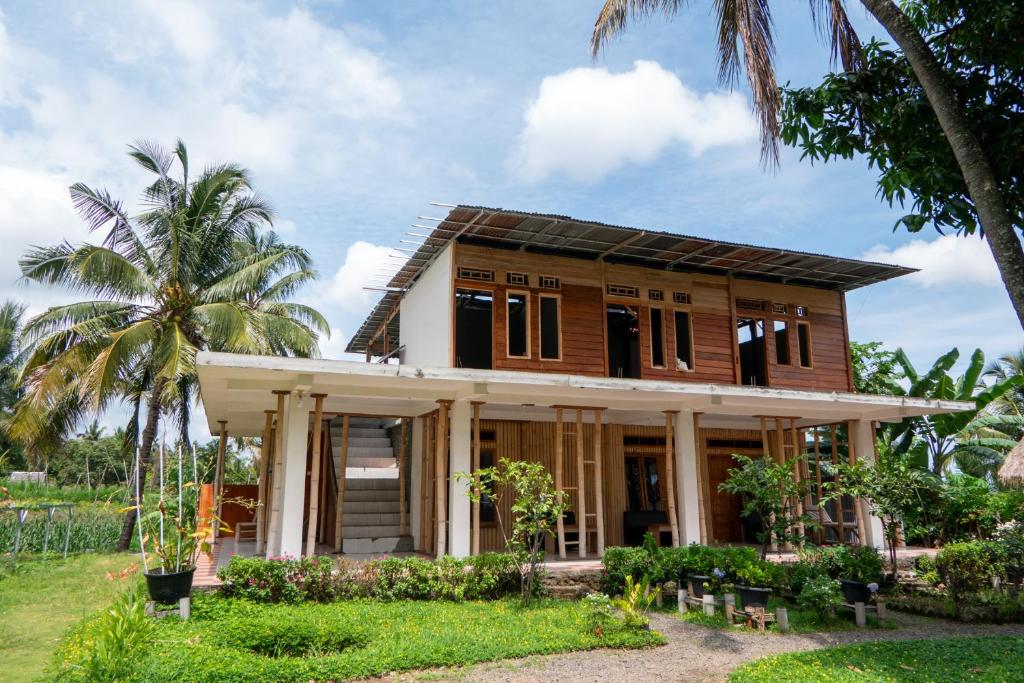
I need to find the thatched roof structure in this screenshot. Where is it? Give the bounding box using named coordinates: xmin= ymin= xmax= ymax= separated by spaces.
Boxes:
xmin=998 ymin=436 xmax=1024 ymax=488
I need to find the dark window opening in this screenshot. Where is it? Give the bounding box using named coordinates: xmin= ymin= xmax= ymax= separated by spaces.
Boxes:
xmin=774 ymin=320 xmax=790 ymax=365
xmin=625 ymin=456 xmax=661 ymax=511
xmin=539 ymin=296 xmax=560 ymax=359
xmin=737 ymin=317 xmax=767 ymax=386
xmin=650 ymin=307 xmax=665 ymax=367
xmin=623 ymin=435 xmax=667 ymax=446
xmin=797 ymin=322 xmax=812 ymax=367
xmin=455 ymin=289 xmax=492 ymax=369
xmin=479 ymin=450 xmax=496 ymax=524
xmin=607 ymin=304 xmax=641 ymax=378
xmin=674 ymin=311 xmax=693 ymax=371
xmin=706 ymin=438 xmax=765 ymax=449
xmin=507 ymin=292 xmax=528 ymax=358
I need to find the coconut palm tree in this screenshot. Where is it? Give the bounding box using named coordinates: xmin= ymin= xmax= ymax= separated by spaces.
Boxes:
xmin=13 ymin=140 xmax=329 ymax=549
xmin=591 ymin=0 xmax=1024 ymax=330
xmin=984 ymin=348 xmax=1024 ymax=418
xmin=0 ymin=301 xmax=27 ymax=471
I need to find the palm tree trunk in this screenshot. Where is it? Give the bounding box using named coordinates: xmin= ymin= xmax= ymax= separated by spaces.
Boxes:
xmin=115 ymin=377 xmax=167 ymax=551
xmin=861 ymin=0 xmax=1024 ymax=329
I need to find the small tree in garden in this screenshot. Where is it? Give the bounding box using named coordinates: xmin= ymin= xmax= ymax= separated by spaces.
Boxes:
xmin=833 ymin=455 xmax=934 ymax=576
xmin=719 ymin=455 xmax=813 ymax=560
xmin=457 ymin=458 xmax=566 ymax=603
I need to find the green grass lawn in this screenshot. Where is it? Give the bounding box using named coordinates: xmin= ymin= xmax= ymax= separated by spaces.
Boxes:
xmin=0 ymin=552 xmax=136 ymax=683
xmin=730 ymin=636 xmax=1024 ymax=681
xmin=56 ymin=594 xmax=664 ymax=682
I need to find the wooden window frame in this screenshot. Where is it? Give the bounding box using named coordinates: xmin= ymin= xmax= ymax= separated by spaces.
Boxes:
xmin=505 ymin=290 xmax=531 ymax=359
xmin=538 ymin=293 xmax=563 ymax=362
xmin=453 ymin=286 xmax=496 ymax=370
xmin=673 ymin=308 xmax=696 ymax=373
xmin=796 ymin=320 xmax=814 ymax=369
xmin=773 ymin=318 xmax=792 ymax=366
xmin=649 ymin=306 xmax=666 ymax=369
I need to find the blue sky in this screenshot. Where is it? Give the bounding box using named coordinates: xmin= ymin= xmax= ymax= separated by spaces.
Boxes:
xmin=0 ymin=1 xmax=1018 ymax=437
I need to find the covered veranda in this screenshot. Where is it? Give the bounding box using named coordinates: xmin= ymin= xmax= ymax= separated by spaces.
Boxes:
xmin=196 ymin=351 xmax=970 ymax=562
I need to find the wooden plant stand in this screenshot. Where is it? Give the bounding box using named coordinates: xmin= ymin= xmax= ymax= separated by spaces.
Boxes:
xmin=725 ymin=603 xmax=782 ymax=632
xmin=840 ymin=600 xmax=886 ymax=627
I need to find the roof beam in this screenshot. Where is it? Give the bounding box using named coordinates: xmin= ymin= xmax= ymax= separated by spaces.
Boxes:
xmin=598 ymin=230 xmax=647 ymax=261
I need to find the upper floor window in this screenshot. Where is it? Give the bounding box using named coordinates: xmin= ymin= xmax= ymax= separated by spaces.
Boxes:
xmin=506 ymin=291 xmax=529 ymax=358
xmin=454 ymin=288 xmax=493 ymax=369
xmin=539 ymin=294 xmax=561 ymax=360
xmin=674 ymin=310 xmax=693 ymax=371
xmin=650 ymin=307 xmax=665 ymax=368
xmin=797 ymin=321 xmax=813 ymax=368
xmin=774 ymin=319 xmax=791 ymax=365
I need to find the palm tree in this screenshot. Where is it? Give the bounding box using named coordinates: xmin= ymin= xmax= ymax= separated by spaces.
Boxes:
xmin=0 ymin=301 xmax=27 ymax=471
xmin=984 ymin=348 xmax=1024 ymax=418
xmin=591 ymin=0 xmax=1024 ymax=330
xmin=13 ymin=140 xmax=329 ymax=550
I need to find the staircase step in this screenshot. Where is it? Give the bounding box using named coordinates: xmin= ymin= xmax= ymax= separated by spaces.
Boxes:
xmin=346 ymin=457 xmax=397 ymax=469
xmin=345 ymin=488 xmax=399 ymax=502
xmin=342 ymin=535 xmax=413 ymax=554
xmin=345 ymin=446 xmax=394 ymax=458
xmin=345 ymin=468 xmax=399 ymax=479
xmin=345 ymin=477 xmax=400 ymax=491
xmin=344 ymin=512 xmax=400 ymax=526
xmin=341 ymin=524 xmax=402 ymax=538
xmin=344 ymin=500 xmax=400 ymax=513
xmin=343 ymin=436 xmax=392 ymax=448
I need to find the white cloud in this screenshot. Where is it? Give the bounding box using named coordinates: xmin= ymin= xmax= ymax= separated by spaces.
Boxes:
xmin=861 ymin=235 xmax=1000 ymax=288
xmin=324 ymin=241 xmax=402 ymax=313
xmin=511 ymin=60 xmax=756 ymax=182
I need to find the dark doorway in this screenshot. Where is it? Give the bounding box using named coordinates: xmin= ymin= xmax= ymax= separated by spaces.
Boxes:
xmin=607 ymin=305 xmax=641 ymax=378
xmin=736 ymin=317 xmax=767 ymax=386
xmin=707 ymin=454 xmax=744 ymax=542
xmin=455 ymin=289 xmax=493 ymax=369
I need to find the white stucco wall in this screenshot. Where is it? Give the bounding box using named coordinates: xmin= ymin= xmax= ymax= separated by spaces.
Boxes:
xmin=399 ymin=244 xmax=453 ymax=367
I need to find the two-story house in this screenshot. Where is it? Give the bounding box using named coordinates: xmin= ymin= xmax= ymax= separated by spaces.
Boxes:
xmin=196 ymin=205 xmax=971 ymax=561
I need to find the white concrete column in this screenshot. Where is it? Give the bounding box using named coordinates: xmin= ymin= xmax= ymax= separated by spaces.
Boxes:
xmin=277 ymin=393 xmax=310 ymax=559
xmin=674 ymin=409 xmax=701 ymax=545
xmin=410 ymin=416 xmax=424 ymax=551
xmin=852 ymin=419 xmax=886 ymax=551
xmin=447 ymin=399 xmax=472 ymax=557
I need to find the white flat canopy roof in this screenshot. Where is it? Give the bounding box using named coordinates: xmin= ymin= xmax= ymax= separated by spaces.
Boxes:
xmin=196 ymin=352 xmax=972 ymax=436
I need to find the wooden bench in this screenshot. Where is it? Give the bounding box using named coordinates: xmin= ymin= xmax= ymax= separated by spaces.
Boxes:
xmin=233 ymin=521 xmax=257 ymax=554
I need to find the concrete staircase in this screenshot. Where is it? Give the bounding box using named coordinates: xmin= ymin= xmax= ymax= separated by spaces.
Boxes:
xmin=331 ymin=417 xmax=412 ymax=554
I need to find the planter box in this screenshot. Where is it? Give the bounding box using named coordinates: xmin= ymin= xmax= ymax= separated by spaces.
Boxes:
xmin=736 ymin=585 xmax=772 ymax=609
xmin=839 ymin=578 xmax=871 ymax=605
xmin=688 ymin=575 xmax=711 ymax=599
xmin=145 ymin=567 xmax=196 ymax=604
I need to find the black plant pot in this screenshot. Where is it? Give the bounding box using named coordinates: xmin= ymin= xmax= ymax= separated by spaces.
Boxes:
xmin=145 ymin=567 xmax=196 ymax=604
xmin=737 ymin=585 xmax=772 ymax=609
xmin=1007 ymin=566 xmax=1024 ymax=585
xmin=839 ymin=578 xmax=871 ymax=605
xmin=689 ymin=575 xmax=711 ymax=598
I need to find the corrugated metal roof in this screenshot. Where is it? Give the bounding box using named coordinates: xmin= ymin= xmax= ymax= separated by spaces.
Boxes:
xmin=346 ymin=205 xmax=915 ymax=354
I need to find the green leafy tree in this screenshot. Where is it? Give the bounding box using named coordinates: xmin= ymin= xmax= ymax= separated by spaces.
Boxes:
xmin=885 ymin=348 xmax=1023 ymax=475
xmin=718 ymin=455 xmax=813 ymax=560
xmin=0 ymin=301 xmax=28 ymax=473
xmin=12 ymin=140 xmax=329 ymax=550
xmin=458 ymin=458 xmax=567 ymax=602
xmin=592 ymin=0 xmax=1024 ymax=329
xmin=850 ymin=341 xmax=904 ymax=395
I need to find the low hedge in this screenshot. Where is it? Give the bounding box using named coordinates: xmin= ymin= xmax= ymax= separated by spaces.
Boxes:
xmin=217 ymin=552 xmax=522 ymax=603
xmin=600 ymin=543 xmax=770 ymax=594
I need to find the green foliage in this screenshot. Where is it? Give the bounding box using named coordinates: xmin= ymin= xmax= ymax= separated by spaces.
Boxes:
xmin=731 ymin=636 xmax=1024 ymax=682
xmin=0 ymin=503 xmax=126 ymax=554
xmin=78 ymin=586 xmax=154 ymax=683
xmin=600 ymin=546 xmax=658 ymax=593
xmin=849 ymin=341 xmax=903 ymax=396
xmin=798 ymin=546 xmax=883 ymax=585
xmin=581 ymin=592 xmax=615 ymax=635
xmin=718 ymin=455 xmax=814 ymax=559
xmin=796 ymin=575 xmax=842 ymax=620
xmin=612 ymin=575 xmax=657 ymax=630
xmin=218 ymin=555 xmax=339 ymax=604
xmin=935 ymin=541 xmax=1006 ymax=617
xmin=57 ymin=594 xmax=664 ymax=682
xmin=601 ymin=543 xmax=767 ymax=595
xmin=457 ymin=458 xmax=566 ymax=602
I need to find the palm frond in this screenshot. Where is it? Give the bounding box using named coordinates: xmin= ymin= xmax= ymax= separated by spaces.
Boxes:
xmin=807 ymin=0 xmax=863 ymax=73
xmin=82 ymin=319 xmax=158 ymax=411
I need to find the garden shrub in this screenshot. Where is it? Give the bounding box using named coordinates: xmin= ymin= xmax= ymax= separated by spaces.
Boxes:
xmin=466 ymin=551 xmax=522 ymax=599
xmin=600 ymin=546 xmax=657 ymax=594
xmin=218 ymin=555 xmax=337 ymax=603
xmin=936 ymin=541 xmax=1006 ymax=617
xmin=600 ymin=543 xmax=768 ymax=595
xmin=799 ymin=545 xmax=883 ymax=584
xmin=796 ymin=575 xmax=842 ymax=619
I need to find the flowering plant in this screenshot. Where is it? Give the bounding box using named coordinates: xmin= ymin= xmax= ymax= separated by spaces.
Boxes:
xmin=703 ymin=567 xmax=733 ymax=595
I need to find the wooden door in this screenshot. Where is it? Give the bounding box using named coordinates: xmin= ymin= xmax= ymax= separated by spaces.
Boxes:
xmin=707 ymin=454 xmax=743 ymax=542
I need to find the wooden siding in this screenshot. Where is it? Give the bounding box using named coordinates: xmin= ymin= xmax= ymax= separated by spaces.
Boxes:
xmin=452 ymin=244 xmax=854 ymax=392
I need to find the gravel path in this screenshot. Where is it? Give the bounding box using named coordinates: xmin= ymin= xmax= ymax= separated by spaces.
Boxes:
xmin=367 ymin=610 xmax=1024 ymax=682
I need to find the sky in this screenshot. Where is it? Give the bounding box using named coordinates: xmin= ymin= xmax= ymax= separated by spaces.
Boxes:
xmin=0 ymin=0 xmax=1019 ymax=440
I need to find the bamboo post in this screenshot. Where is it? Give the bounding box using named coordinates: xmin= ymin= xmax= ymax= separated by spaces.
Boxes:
xmin=305 ymin=394 xmax=326 ymax=557
xmin=593 ymin=409 xmax=605 ymax=556
xmin=848 ymin=420 xmax=867 ymax=545
xmin=319 ymin=423 xmax=332 ymax=541
xmin=400 ymin=417 xmax=410 ymax=537
xmin=575 ymin=409 xmax=587 ymax=558
xmin=256 ymin=410 xmax=273 ymax=554
xmin=267 ymin=391 xmax=288 ymax=555
xmin=435 ymin=400 xmax=451 ymax=557
xmin=789 ymin=419 xmax=805 ymax=544
xmin=695 ymin=413 xmax=713 ymax=543
xmin=555 ymin=407 xmax=566 ymax=559
xmin=333 ymin=415 xmax=349 ymax=552
xmin=419 ymin=415 xmax=431 ymax=552
xmin=774 ymin=418 xmax=792 ymax=551
xmin=471 ymin=402 xmax=481 ymax=555
xmin=213 ymin=421 xmax=227 ymax=542
xmin=831 ymin=424 xmax=845 ymax=544
xmin=664 ymin=411 xmax=680 ymax=547
xmin=814 ymin=429 xmax=824 ymax=544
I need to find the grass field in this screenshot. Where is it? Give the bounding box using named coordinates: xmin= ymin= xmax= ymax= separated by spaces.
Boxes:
xmin=1 ymin=552 xmax=136 ymax=683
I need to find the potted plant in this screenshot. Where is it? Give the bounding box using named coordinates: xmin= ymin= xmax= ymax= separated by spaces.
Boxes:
xmin=688 ymin=572 xmax=712 ymax=599
xmin=837 ymin=546 xmax=883 ymax=605
xmin=690 ymin=567 xmax=730 ymax=600
xmin=735 ymin=562 xmax=773 ymax=609
xmin=140 ymin=499 xmax=225 ymax=604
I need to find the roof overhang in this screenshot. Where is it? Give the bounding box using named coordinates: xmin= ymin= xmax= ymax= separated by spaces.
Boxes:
xmin=197 ymin=352 xmax=970 ymax=437
xmin=347 ymin=205 xmax=917 ymax=354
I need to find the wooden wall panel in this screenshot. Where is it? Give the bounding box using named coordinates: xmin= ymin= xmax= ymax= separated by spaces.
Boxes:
xmin=452 ymin=244 xmax=854 ymax=394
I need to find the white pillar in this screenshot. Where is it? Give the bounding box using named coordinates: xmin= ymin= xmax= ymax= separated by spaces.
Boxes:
xmin=277 ymin=394 xmax=309 ymax=559
xmin=447 ymin=400 xmax=472 ymax=557
xmin=674 ymin=409 xmax=701 ymax=545
xmin=410 ymin=416 xmax=424 ymax=551
xmin=852 ymin=419 xmax=885 ymax=551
